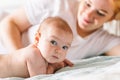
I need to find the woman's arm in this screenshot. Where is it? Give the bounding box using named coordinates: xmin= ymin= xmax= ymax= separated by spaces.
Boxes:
xmin=0 ymin=8 xmax=31 ymax=52
xmin=105 ymin=44 xmax=120 ymax=56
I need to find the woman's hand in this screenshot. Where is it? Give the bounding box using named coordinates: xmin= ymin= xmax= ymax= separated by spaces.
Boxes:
xmin=47 ymin=59 xmax=73 ymax=74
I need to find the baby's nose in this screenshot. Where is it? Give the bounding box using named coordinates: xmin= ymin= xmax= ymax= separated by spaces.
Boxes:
xmin=55 ymin=47 xmax=61 ymax=53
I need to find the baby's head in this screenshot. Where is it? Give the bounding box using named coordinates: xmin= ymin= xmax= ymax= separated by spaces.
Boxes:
xmin=35 ymin=17 xmax=73 ymax=63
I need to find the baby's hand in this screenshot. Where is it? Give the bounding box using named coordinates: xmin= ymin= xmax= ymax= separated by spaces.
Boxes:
xmin=47 ymin=59 xmax=73 ymax=74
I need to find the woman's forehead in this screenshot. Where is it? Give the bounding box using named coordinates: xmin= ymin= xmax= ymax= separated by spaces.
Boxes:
xmin=88 ymin=0 xmax=115 ymax=14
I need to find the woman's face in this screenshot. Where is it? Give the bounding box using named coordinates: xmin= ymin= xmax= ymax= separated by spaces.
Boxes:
xmin=77 ymin=0 xmax=115 ymax=32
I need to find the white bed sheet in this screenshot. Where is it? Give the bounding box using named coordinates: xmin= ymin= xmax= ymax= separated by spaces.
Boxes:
xmin=0 ymin=56 xmax=120 ymax=80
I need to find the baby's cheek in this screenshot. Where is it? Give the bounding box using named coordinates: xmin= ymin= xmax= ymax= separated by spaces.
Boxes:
xmin=60 ymin=56 xmax=66 ymax=62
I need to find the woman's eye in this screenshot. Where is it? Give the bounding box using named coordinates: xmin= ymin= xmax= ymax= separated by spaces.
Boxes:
xmin=97 ymin=11 xmax=105 ymax=16
xmin=50 ymin=40 xmax=57 ymax=46
xmin=85 ymin=1 xmax=91 ymax=7
xmin=62 ymin=46 xmax=69 ymax=50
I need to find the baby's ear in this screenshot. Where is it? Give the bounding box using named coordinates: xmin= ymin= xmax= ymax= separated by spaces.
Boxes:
xmin=34 ymin=32 xmax=40 ymax=45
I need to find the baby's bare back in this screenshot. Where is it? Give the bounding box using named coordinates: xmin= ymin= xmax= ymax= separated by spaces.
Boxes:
xmin=0 ymin=50 xmax=29 ymax=78
xmin=0 ymin=44 xmax=47 ymax=78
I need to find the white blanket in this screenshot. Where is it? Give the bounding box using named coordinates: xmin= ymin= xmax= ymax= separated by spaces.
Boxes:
xmin=1 ymin=56 xmax=120 ymax=80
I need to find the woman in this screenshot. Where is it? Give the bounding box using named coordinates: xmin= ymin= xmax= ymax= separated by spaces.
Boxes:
xmin=0 ymin=0 xmax=120 ymax=72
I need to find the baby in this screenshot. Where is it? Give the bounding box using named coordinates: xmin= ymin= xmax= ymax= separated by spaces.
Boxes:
xmin=0 ymin=17 xmax=73 ymax=78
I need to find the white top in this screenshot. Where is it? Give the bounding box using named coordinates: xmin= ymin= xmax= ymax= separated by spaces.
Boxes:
xmin=23 ymin=0 xmax=120 ymax=60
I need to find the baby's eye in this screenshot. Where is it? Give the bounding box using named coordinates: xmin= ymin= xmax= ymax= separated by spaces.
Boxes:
xmin=62 ymin=46 xmax=69 ymax=50
xmin=50 ymin=40 xmax=57 ymax=46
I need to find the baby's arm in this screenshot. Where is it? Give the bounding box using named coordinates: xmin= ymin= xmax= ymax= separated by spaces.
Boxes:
xmin=47 ymin=59 xmax=73 ymax=74
xmin=25 ymin=45 xmax=47 ymax=77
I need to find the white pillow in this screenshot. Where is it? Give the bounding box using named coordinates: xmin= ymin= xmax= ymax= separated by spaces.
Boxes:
xmin=0 ymin=9 xmax=8 ymax=21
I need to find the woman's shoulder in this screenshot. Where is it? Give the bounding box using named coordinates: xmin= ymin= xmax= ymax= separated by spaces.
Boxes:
xmin=90 ymin=28 xmax=120 ymax=40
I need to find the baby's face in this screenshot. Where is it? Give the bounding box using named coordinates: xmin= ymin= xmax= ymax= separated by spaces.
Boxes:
xmin=37 ymin=27 xmax=73 ymax=63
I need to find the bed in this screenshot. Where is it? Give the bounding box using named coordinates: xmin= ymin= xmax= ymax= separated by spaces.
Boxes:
xmin=0 ymin=56 xmax=120 ymax=80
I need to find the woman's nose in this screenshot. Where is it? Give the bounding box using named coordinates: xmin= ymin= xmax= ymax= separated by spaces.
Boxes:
xmin=85 ymin=9 xmax=95 ymax=20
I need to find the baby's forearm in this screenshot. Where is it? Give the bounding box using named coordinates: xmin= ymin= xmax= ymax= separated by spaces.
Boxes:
xmin=47 ymin=64 xmax=55 ymax=74
xmin=28 ymin=65 xmax=47 ymax=77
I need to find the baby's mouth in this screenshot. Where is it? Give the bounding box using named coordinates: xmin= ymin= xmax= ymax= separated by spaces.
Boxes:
xmin=52 ymin=55 xmax=59 ymax=59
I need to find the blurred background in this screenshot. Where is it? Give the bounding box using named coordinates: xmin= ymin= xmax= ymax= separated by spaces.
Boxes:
xmin=0 ymin=0 xmax=25 ymax=12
